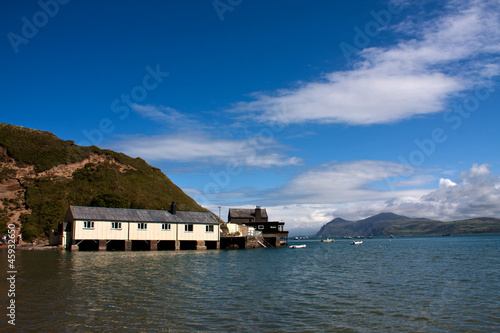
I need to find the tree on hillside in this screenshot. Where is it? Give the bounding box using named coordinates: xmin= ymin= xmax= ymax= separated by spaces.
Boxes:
xmin=90 ymin=193 xmax=129 ymax=208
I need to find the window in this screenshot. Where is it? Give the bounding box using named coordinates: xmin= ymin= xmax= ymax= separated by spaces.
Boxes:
xmin=162 ymin=223 xmax=171 ymax=230
xmin=83 ymin=221 xmax=94 ymax=229
xmin=206 ymin=225 xmax=214 ymax=232
xmin=111 ymin=222 xmax=121 ymax=230
xmin=184 ymin=224 xmax=193 ymax=232
xmin=270 ymin=225 xmax=277 ymax=229
xmin=137 ymin=223 xmax=147 ymax=230
xmin=258 ymin=225 xmax=264 ymax=230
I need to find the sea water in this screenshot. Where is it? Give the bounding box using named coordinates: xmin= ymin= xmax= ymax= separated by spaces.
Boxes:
xmin=1 ymin=235 xmax=499 ymax=332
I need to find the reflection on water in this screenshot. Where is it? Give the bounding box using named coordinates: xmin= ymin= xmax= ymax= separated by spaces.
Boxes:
xmin=1 ymin=235 xmax=499 ymax=332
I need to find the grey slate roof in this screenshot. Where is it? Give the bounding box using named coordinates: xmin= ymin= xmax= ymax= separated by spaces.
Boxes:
xmin=67 ymin=206 xmax=218 ymax=225
xmin=228 ymin=208 xmax=268 ymax=219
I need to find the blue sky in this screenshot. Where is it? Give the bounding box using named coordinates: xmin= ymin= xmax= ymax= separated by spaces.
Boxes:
xmin=2 ymin=0 xmax=500 ymax=234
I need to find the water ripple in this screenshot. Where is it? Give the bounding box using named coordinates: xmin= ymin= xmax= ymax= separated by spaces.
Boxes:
xmin=1 ymin=235 xmax=499 ymax=332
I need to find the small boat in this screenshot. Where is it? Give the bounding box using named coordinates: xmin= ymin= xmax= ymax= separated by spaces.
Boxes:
xmin=350 ymin=241 xmax=363 ymax=245
xmin=321 ymin=238 xmax=334 ymax=243
xmin=290 ymin=244 xmax=307 ymax=249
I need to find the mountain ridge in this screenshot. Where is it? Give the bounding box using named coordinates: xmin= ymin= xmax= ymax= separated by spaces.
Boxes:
xmin=316 ymin=212 xmax=500 ymax=237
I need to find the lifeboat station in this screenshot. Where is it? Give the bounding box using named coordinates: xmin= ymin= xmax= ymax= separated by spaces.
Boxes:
xmin=59 ymin=203 xmax=220 ymax=251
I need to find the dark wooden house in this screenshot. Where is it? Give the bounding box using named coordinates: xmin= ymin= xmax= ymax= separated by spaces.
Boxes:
xmin=227 ymin=206 xmax=288 ymax=246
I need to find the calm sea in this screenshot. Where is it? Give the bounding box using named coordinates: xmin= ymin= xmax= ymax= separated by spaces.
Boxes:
xmin=1 ymin=235 xmax=499 ymax=332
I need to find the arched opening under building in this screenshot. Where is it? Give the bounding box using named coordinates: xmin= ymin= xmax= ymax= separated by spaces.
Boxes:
xmin=107 ymin=240 xmax=125 ymax=251
xmin=180 ymin=241 xmax=198 ymax=250
xmin=220 ymin=237 xmax=246 ymax=249
xmin=158 ymin=240 xmax=176 ymax=250
xmin=132 ymin=240 xmax=150 ymax=251
xmin=205 ymin=241 xmax=219 ymax=250
xmin=77 ymin=240 xmax=99 ymax=251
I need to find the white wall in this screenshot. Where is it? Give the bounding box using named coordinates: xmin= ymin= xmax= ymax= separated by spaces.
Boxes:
xmin=73 ymin=220 xmax=219 ymax=241
xmin=129 ymin=222 xmax=177 ymax=241
xmin=177 ymin=224 xmax=220 ymax=241
xmin=73 ymin=220 xmax=129 ymax=240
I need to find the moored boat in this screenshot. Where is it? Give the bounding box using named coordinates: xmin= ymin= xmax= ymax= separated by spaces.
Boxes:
xmin=290 ymin=244 xmax=307 ymax=249
xmin=350 ymin=241 xmax=363 ymax=245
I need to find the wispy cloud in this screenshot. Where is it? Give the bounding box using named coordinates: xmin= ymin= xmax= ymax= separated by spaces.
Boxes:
xmin=277 ymin=160 xmax=431 ymax=204
xmin=232 ymin=0 xmax=500 ymax=125
xmin=131 ymin=104 xmax=202 ymax=129
xmin=111 ymin=132 xmax=302 ymax=168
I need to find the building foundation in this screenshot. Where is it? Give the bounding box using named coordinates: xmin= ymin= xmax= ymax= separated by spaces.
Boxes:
xmin=196 ymin=240 xmax=207 ymax=250
xmin=98 ymin=240 xmax=107 ymax=251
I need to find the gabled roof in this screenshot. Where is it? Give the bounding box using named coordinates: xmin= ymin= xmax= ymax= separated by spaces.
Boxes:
xmin=228 ymin=208 xmax=268 ymax=219
xmin=67 ymin=206 xmax=218 ymax=225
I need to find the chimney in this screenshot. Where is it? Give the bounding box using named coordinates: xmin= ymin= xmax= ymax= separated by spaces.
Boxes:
xmin=171 ymin=202 xmax=177 ymax=215
xmin=255 ymin=206 xmax=261 ymax=222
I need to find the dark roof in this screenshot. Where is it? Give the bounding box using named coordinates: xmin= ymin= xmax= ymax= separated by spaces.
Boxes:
xmin=228 ymin=208 xmax=268 ymax=219
xmin=67 ymin=206 xmax=218 ymax=225
xmin=175 ymin=211 xmax=221 ymax=224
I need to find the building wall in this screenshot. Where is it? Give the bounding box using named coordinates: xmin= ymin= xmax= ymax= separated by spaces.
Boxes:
xmin=74 ymin=220 xmax=130 ymax=240
xmin=72 ymin=220 xmax=219 ymax=241
xmin=177 ymin=224 xmax=220 ymax=241
xmin=129 ymin=222 xmax=177 ymax=241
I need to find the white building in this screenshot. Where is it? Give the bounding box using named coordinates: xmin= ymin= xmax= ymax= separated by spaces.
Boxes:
xmin=59 ymin=203 xmax=220 ymax=251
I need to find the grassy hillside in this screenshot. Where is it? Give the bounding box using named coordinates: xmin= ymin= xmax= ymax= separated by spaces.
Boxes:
xmin=316 ymin=213 xmax=500 ymax=237
xmin=0 ymin=123 xmax=209 ymax=241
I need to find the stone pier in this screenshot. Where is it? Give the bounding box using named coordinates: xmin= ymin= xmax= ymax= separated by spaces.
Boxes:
xmin=98 ymin=240 xmax=107 ymax=251
xmin=196 ymin=240 xmax=207 ymax=250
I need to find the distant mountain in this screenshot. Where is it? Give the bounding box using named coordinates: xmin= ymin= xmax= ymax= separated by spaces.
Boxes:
xmin=0 ymin=123 xmax=210 ymax=242
xmin=316 ymin=212 xmax=500 ymax=237
xmin=316 ymin=218 xmax=351 ymax=236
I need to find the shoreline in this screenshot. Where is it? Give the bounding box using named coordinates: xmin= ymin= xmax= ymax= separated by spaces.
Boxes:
xmin=0 ymin=244 xmax=62 ymax=251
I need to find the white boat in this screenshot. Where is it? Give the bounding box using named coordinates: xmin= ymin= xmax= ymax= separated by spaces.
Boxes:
xmin=350 ymin=241 xmax=363 ymax=245
xmin=321 ymin=238 xmax=334 ymax=243
xmin=290 ymin=244 xmax=307 ymax=249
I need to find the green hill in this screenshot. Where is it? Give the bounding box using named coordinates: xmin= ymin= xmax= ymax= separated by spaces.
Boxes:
xmin=0 ymin=123 xmax=209 ymax=242
xmin=316 ymin=213 xmax=500 ymax=237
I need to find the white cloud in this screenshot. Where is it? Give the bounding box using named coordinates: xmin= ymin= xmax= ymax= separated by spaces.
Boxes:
xmin=200 ymin=163 xmax=500 ymax=232
xmin=201 ymin=202 xmax=335 ymax=235
xmin=420 ymin=163 xmax=500 ymax=219
xmin=439 ymin=178 xmax=457 ymax=188
xmin=111 ymin=133 xmax=302 ymax=168
xmin=232 ymin=1 xmax=500 ymax=125
xmin=304 ymin=163 xmax=499 ymax=228
xmin=278 ymin=160 xmax=431 ymax=204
